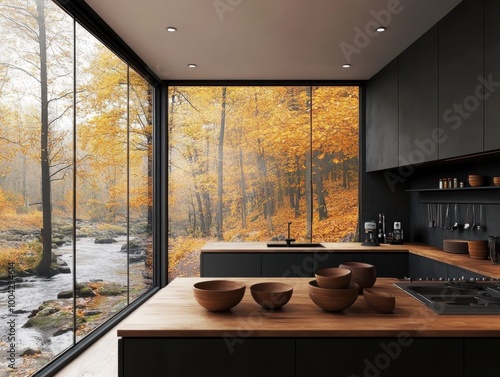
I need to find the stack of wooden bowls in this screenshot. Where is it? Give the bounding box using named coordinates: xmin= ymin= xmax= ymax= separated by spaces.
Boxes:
xmin=339 ymin=262 xmax=377 ymax=294
xmin=443 ymin=239 xmax=469 ymax=254
xmin=493 ymin=177 xmax=500 ymax=187
xmin=308 ymin=267 xmax=358 ymax=311
xmin=467 ymin=240 xmax=489 ymax=260
xmin=468 ymin=175 xmax=485 ymax=187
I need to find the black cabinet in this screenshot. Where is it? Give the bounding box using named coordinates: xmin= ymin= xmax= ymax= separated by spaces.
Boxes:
xmin=366 ymin=58 xmax=399 ymax=172
xmin=363 ymin=253 xmax=407 ymax=278
xmin=315 ymin=252 xmax=362 ymax=270
xmin=408 ymin=254 xmax=447 ymax=279
xmin=201 ymin=253 xmax=261 ymax=277
xmin=261 ymin=253 xmax=314 ymax=277
xmin=438 ymin=0 xmax=483 ymax=159
xmin=399 ymin=26 xmax=438 ymax=165
xmin=296 ymin=338 xmax=463 ymax=377
xmin=484 ymin=0 xmax=500 ymax=152
xmin=447 ymin=265 xmax=489 ymax=280
xmin=465 ymin=339 xmax=500 ymax=377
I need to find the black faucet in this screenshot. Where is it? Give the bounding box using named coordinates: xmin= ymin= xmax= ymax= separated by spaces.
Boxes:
xmin=285 ymin=221 xmax=296 ymax=246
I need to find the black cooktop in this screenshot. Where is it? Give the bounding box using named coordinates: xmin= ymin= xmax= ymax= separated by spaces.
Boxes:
xmin=394 ymin=279 xmax=500 ymax=315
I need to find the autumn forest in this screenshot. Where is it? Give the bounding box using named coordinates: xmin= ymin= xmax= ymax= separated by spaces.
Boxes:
xmin=168 ymin=86 xmax=360 ymax=273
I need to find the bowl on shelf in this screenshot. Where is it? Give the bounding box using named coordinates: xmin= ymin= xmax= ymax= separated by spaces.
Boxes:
xmin=193 ymin=280 xmax=246 ymax=311
xmin=468 ymin=175 xmax=485 ymax=187
xmin=250 ymin=282 xmax=293 ymax=310
xmin=468 ymin=240 xmax=489 ymax=260
xmin=308 ymin=280 xmax=359 ymax=312
xmin=314 ymin=267 xmax=351 ymax=289
xmin=493 ymin=177 xmax=500 ymax=186
xmin=363 ymin=288 xmax=396 ymax=314
xmin=338 ymin=262 xmax=377 ymax=293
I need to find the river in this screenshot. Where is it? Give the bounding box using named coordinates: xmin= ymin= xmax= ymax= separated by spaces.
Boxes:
xmin=0 ymin=236 xmax=140 ymax=375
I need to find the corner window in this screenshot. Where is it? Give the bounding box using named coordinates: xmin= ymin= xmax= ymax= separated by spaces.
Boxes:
xmin=167 ymin=86 xmax=359 ymax=281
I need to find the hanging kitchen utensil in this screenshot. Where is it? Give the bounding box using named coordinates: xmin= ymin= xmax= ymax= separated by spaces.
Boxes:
xmin=428 ymin=204 xmax=434 ymax=228
xmin=464 ymin=204 xmax=471 ymax=230
xmin=471 ymin=204 xmax=477 ymax=230
xmin=477 ymin=205 xmax=485 ymax=230
xmin=451 ymin=204 xmax=459 ymax=231
xmin=444 ymin=204 xmax=450 ymax=229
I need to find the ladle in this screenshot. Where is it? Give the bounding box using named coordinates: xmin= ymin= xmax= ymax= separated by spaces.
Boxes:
xmin=464 ymin=204 xmax=471 ymax=230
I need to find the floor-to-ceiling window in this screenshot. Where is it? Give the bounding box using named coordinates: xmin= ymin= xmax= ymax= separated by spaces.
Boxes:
xmin=167 ymin=86 xmax=359 ymax=281
xmin=0 ymin=1 xmax=154 ymax=375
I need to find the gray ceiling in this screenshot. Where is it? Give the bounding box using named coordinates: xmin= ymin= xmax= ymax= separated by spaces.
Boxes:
xmin=84 ymin=0 xmax=462 ymax=81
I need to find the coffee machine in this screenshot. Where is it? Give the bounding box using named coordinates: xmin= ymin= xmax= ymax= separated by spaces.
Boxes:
xmin=362 ymin=220 xmax=380 ymax=246
xmin=391 ymin=221 xmax=404 ymax=244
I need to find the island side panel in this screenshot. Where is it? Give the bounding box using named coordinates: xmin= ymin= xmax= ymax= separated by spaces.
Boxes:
xmin=201 ymin=252 xmax=262 ymax=277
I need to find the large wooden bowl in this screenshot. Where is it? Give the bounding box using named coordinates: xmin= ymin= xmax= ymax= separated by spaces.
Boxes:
xmin=363 ymin=288 xmax=396 ymax=314
xmin=468 ymin=240 xmax=489 ymax=260
xmin=308 ymin=280 xmax=358 ymax=312
xmin=339 ymin=262 xmax=377 ymax=293
xmin=250 ymin=282 xmax=293 ymax=310
xmin=193 ymin=280 xmax=246 ymax=311
xmin=315 ymin=267 xmax=351 ymax=289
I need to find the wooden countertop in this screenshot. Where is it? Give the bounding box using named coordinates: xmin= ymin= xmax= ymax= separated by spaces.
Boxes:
xmin=201 ymin=242 xmax=500 ymax=279
xmin=117 ymin=277 xmax=500 ymax=338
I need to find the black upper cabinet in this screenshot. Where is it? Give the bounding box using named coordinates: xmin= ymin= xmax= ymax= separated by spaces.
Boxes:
xmin=438 ymin=0 xmax=483 ymax=159
xmin=399 ymin=26 xmax=438 ymax=166
xmin=366 ymin=58 xmax=399 ymax=172
xmin=484 ymin=0 xmax=500 ymax=152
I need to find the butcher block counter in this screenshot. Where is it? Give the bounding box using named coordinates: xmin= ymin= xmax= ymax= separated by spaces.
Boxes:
xmin=118 ymin=277 xmax=500 ymax=377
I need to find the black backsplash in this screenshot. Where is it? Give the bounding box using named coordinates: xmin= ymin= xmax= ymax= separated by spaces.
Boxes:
xmin=409 ymin=157 xmax=500 ymax=248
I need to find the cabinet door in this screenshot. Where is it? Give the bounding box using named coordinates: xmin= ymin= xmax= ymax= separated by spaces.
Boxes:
xmin=363 ymin=253 xmax=408 ymax=278
xmin=366 ymin=58 xmax=399 ymax=172
xmin=484 ymin=0 xmax=500 ymax=151
xmin=465 ymin=339 xmax=500 ymax=377
xmin=399 ymin=26 xmax=438 ymax=165
xmin=200 ymin=253 xmax=261 ymax=277
xmin=438 ymin=0 xmax=483 ymax=159
xmin=408 ymin=254 xmax=447 ymax=279
xmin=261 ymin=253 xmax=314 ymax=277
xmin=296 ymin=338 xmax=463 ymax=377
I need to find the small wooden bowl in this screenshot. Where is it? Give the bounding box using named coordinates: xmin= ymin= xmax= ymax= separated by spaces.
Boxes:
xmin=250 ymin=282 xmax=293 ymax=310
xmin=339 ymin=262 xmax=377 ymax=293
xmin=363 ymin=288 xmax=396 ymax=314
xmin=493 ymin=177 xmax=500 ymax=186
xmin=315 ymin=267 xmax=351 ymax=289
xmin=468 ymin=175 xmax=485 ymax=187
xmin=308 ymin=280 xmax=358 ymax=312
xmin=193 ymin=280 xmax=246 ymax=311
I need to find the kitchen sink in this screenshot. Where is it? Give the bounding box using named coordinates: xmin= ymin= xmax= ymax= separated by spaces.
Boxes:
xmin=266 ymin=242 xmax=324 ymax=248
xmin=394 ymin=280 xmax=500 ymax=314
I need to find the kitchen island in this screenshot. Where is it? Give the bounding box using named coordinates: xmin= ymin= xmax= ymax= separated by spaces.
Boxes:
xmin=117 ymin=277 xmax=500 ymax=377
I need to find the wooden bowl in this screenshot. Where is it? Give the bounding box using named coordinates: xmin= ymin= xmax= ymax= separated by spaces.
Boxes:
xmin=468 ymin=175 xmax=485 ymax=187
xmin=493 ymin=177 xmax=500 ymax=186
xmin=250 ymin=282 xmax=293 ymax=310
xmin=315 ymin=267 xmax=351 ymax=289
xmin=193 ymin=280 xmax=246 ymax=311
xmin=339 ymin=262 xmax=377 ymax=293
xmin=363 ymin=288 xmax=396 ymax=314
xmin=468 ymin=240 xmax=489 ymax=260
xmin=308 ymin=280 xmax=358 ymax=312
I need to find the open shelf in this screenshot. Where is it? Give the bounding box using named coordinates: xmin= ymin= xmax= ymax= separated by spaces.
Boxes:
xmin=407 ymin=186 xmax=500 ymax=192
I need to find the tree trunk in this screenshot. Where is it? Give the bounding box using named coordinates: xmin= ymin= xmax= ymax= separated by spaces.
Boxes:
xmin=239 ymin=145 xmax=247 ymax=229
xmin=216 ymin=87 xmax=226 ymax=240
xmin=305 ymin=151 xmax=312 ymax=240
xmin=35 ymin=0 xmax=53 ymax=277
xmin=314 ymin=153 xmax=328 ymax=220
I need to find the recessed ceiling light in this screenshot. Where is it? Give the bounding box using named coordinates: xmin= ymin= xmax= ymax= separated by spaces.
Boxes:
xmin=188 ymin=64 xmax=197 ymax=68
xmin=376 ymin=27 xmax=386 ymax=32
xmin=342 ymin=64 xmax=351 ymax=68
xmin=166 ymin=26 xmax=177 ymax=32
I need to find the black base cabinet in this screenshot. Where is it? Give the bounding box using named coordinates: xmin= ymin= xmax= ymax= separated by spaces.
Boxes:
xmin=201 ymin=252 xmax=408 ymax=278
xmin=119 ymin=337 xmax=500 ymax=377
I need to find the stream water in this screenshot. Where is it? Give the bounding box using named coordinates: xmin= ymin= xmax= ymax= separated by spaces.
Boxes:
xmin=0 ymin=236 xmax=135 ymax=374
